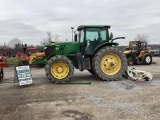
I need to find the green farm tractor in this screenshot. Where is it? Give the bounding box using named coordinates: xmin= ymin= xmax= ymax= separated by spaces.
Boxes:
xmin=44 ymin=25 xmax=127 ymax=83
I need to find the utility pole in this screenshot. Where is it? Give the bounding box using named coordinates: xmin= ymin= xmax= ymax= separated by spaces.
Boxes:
xmin=4 ymin=42 xmax=6 ymax=49
xmin=71 ymin=27 xmax=74 ymax=41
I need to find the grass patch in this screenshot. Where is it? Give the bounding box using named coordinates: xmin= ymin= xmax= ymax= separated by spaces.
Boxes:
xmin=6 ymin=57 xmax=18 ymax=66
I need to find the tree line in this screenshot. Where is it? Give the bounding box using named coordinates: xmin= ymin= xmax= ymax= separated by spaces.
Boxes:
xmin=1 ymin=33 xmax=159 ymax=57
xmin=0 ymin=38 xmax=43 ymax=57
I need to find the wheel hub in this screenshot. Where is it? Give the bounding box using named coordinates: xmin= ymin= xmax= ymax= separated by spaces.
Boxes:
xmin=110 ymin=62 xmax=114 ymax=67
xmin=57 ymin=66 xmax=63 ymax=73
xmin=101 ymin=53 xmax=121 ymax=75
xmin=146 ymin=56 xmax=151 ymax=63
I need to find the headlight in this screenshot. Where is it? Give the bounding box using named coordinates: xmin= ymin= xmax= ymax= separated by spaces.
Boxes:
xmin=56 ymin=47 xmax=59 ymax=50
xmin=44 ymin=47 xmax=47 ymax=50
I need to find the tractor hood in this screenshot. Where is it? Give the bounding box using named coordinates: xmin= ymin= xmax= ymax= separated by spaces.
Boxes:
xmin=44 ymin=41 xmax=80 ymax=59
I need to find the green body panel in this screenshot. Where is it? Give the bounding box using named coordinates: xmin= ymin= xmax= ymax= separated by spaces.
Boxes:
xmin=93 ymin=42 xmax=119 ymax=54
xmin=45 ymin=42 xmax=80 ymax=60
xmin=45 ymin=41 xmax=80 ymax=67
xmin=30 ymin=58 xmax=47 ymax=66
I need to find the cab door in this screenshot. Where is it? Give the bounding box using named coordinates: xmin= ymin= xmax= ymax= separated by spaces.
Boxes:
xmin=85 ymin=28 xmax=107 ymax=55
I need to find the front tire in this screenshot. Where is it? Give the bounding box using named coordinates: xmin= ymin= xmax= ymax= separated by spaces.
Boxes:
xmin=92 ymin=47 xmax=127 ymax=81
xmin=142 ymin=54 xmax=152 ymax=65
xmin=45 ymin=55 xmax=74 ymax=83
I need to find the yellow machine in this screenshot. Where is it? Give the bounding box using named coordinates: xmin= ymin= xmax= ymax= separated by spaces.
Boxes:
xmin=124 ymin=41 xmax=152 ymax=65
xmin=17 ymin=47 xmax=46 ymax=66
xmin=29 ymin=52 xmax=45 ymax=64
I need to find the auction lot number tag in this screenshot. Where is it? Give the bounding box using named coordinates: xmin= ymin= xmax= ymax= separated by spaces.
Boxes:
xmin=15 ymin=66 xmax=33 ymax=86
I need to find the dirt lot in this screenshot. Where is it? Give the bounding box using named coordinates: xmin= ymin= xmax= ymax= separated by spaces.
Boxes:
xmin=0 ymin=57 xmax=160 ymax=120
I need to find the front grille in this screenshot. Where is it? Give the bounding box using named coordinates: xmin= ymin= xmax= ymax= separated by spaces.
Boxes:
xmin=45 ymin=46 xmax=54 ymax=58
xmin=59 ymin=45 xmax=65 ymax=51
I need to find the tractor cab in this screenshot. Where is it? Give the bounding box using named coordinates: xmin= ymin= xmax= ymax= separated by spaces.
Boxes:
xmin=124 ymin=41 xmax=149 ymax=56
xmin=74 ymin=25 xmax=119 ymax=55
xmin=129 ymin=41 xmax=147 ymax=50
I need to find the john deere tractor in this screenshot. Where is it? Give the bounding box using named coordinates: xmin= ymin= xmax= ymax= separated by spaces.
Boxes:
xmin=44 ymin=25 xmax=127 ymax=83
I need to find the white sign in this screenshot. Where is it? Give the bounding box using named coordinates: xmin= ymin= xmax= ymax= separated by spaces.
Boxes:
xmin=15 ymin=66 xmax=33 ymax=86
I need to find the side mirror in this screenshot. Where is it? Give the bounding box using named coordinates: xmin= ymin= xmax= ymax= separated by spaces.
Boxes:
xmin=111 ymin=37 xmax=125 ymax=42
xmin=109 ymin=32 xmax=113 ymax=40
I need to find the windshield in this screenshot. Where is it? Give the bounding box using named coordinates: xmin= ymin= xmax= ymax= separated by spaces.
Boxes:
xmin=85 ymin=28 xmax=107 ymax=54
xmin=79 ymin=28 xmax=107 ymax=43
xmin=86 ymin=28 xmax=107 ymax=42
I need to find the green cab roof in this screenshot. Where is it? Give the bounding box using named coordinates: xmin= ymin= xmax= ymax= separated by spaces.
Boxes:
xmin=77 ymin=25 xmax=110 ymax=30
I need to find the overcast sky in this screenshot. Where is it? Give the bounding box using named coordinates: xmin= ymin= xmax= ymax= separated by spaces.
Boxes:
xmin=0 ymin=0 xmax=160 ymax=46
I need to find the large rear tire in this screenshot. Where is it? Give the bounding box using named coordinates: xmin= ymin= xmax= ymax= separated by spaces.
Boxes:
xmin=92 ymin=47 xmax=127 ymax=81
xmin=45 ymin=55 xmax=74 ymax=83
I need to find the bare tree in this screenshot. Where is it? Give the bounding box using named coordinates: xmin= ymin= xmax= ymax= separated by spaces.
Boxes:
xmin=36 ymin=45 xmax=43 ymax=52
xmin=27 ymin=44 xmax=35 ymax=48
xmin=44 ymin=31 xmax=53 ymax=44
xmin=40 ymin=40 xmax=46 ymax=46
xmin=15 ymin=43 xmax=22 ymax=53
xmin=41 ymin=31 xmax=60 ymax=45
xmin=134 ymin=34 xmax=149 ymax=43
xmin=54 ymin=34 xmax=60 ymax=40
xmin=8 ymin=38 xmax=21 ymax=48
xmin=8 ymin=38 xmax=22 ymax=53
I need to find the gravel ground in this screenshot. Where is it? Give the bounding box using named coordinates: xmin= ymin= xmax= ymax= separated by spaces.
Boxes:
xmin=0 ymin=57 xmax=160 ymax=120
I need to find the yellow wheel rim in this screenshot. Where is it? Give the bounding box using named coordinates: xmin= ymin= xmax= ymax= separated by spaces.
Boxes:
xmin=101 ymin=53 xmax=121 ymax=75
xmin=51 ymin=61 xmax=69 ymax=79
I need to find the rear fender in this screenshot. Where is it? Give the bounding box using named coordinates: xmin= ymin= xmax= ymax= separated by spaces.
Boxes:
xmin=93 ymin=42 xmax=119 ymax=55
